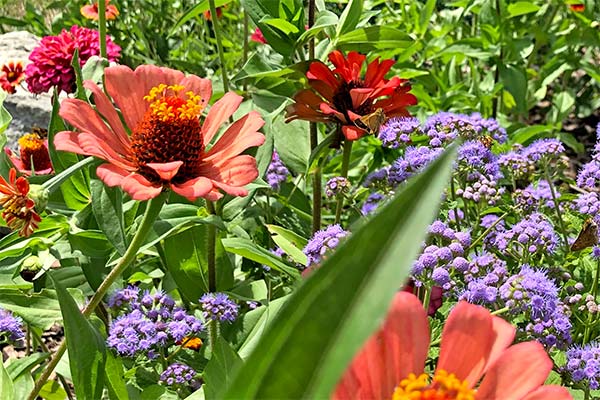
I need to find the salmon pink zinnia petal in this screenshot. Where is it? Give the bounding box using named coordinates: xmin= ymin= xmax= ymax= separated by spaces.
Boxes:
xmin=204 ymin=111 xmax=265 ymax=162
xmin=436 ymin=301 xmax=496 ymax=387
xmin=171 ymin=177 xmax=214 ymax=201
xmin=476 ymin=342 xmax=554 ymax=400
xmin=202 ymin=92 xmax=244 ymax=144
xmin=332 ymin=292 xmax=429 ymax=400
xmin=521 ymin=385 xmax=573 ymax=400
xmin=146 ymin=161 xmax=184 ymax=181
xmin=121 ymin=173 xmax=163 ymax=201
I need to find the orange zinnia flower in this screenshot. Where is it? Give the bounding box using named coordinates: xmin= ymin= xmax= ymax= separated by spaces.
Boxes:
xmin=0 ymin=169 xmax=42 ymax=237
xmin=333 ymin=292 xmax=572 ymax=400
xmin=5 ymin=131 xmax=54 ymax=175
xmin=286 ymin=51 xmax=417 ymax=141
xmin=81 ymin=0 xmax=119 ymax=20
xmin=0 ymin=61 xmax=25 ymax=94
xmin=55 ymin=65 xmax=265 ymax=201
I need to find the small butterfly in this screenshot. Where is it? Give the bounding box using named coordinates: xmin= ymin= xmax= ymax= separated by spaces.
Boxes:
xmin=478 ymin=135 xmax=495 ymax=149
xmin=570 ymin=218 xmax=599 ymax=251
xmin=354 ymin=108 xmax=386 ymax=135
xmin=31 ymin=126 xmax=48 ymax=139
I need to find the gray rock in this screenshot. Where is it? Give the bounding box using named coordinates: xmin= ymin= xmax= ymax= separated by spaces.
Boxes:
xmin=0 ymin=31 xmax=54 ymax=151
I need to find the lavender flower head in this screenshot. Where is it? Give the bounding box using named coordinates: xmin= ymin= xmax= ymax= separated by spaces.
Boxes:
xmin=523 ymin=138 xmax=565 ymax=163
xmin=266 ymin=151 xmax=289 ymax=190
xmin=388 ymin=146 xmax=443 ymax=185
xmin=422 ymin=112 xmax=506 ymax=147
xmin=498 ymin=145 xmax=535 ymax=181
xmin=200 ymin=292 xmax=239 ymax=323
xmin=0 ymin=308 xmax=24 ymax=342
xmin=577 ymin=160 xmax=600 ymax=190
xmin=564 ymin=342 xmax=600 ymax=389
xmin=456 ymin=140 xmax=501 ymax=180
xmin=107 ymin=285 xmax=140 ymax=308
xmin=513 ymin=180 xmax=555 ymax=213
xmin=361 ymin=192 xmax=385 ymax=215
xmin=572 ymin=192 xmax=600 ymax=216
xmin=107 ymin=290 xmax=203 ymax=358
xmin=326 ymin=176 xmax=351 ymax=198
xmin=159 ymin=362 xmax=200 ymax=388
xmin=377 ymin=116 xmax=419 ymax=148
xmin=494 ymin=213 xmax=559 ymax=258
xmin=303 ymin=224 xmax=349 ymax=266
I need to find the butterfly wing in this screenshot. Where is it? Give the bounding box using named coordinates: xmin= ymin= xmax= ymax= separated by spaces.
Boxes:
xmin=570 ymin=219 xmax=599 ymax=251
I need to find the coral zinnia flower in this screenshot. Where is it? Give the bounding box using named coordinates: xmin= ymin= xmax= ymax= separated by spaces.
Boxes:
xmin=5 ymin=131 xmax=54 ymax=175
xmin=286 ymin=50 xmax=417 ymax=141
xmin=0 ymin=168 xmax=42 ymax=237
xmin=55 ymin=65 xmax=265 ymax=201
xmin=333 ymin=292 xmax=572 ymax=400
xmin=25 ymin=25 xmax=121 ymax=94
xmin=81 ymin=0 xmax=120 ymax=20
xmin=0 ymin=61 xmax=25 ymax=94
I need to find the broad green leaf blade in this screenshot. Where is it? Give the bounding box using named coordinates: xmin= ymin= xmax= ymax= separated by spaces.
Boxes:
xmin=0 ymin=360 xmax=14 ymax=400
xmin=222 ymin=146 xmax=456 ymax=399
xmin=507 ymin=1 xmax=540 ymax=18
xmin=336 ymin=26 xmax=413 ymax=52
xmin=0 ymin=91 xmax=12 ymax=136
xmin=221 ymin=237 xmax=301 ymax=278
xmin=105 ymin=352 xmax=129 ymax=400
xmin=203 ymin=337 xmax=243 ymax=400
xmin=51 ymin=275 xmax=106 ymax=400
xmin=335 ymin=0 xmax=363 ymax=37
xmin=91 ymin=179 xmax=127 ymax=256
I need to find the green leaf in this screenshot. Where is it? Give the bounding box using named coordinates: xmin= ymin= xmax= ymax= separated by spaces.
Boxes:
xmin=203 ymin=337 xmax=243 ymax=400
xmin=418 ymin=0 xmax=436 ymax=36
xmin=507 ymin=1 xmax=540 ymax=18
xmin=0 ymin=360 xmax=14 ymax=400
xmin=559 ymin=132 xmax=584 ymax=154
xmin=261 ymin=18 xmax=299 ymax=35
xmin=0 ymin=91 xmax=12 ymax=136
xmin=337 ymin=26 xmax=412 ymax=52
xmin=511 ymin=125 xmax=553 ymax=145
xmin=221 ymin=237 xmax=301 ymax=278
xmin=499 ymin=65 xmax=527 ymax=114
xmin=272 ymin=117 xmax=310 ymax=175
xmin=39 ymin=380 xmax=67 ymax=400
xmin=6 ymin=352 xmax=49 ymax=380
xmin=51 ymin=275 xmax=105 ymax=400
xmin=336 ymin=0 xmax=363 ymax=36
xmin=169 ymin=0 xmax=231 ymax=35
xmin=237 ymin=296 xmax=289 ymax=359
xmin=91 ymin=179 xmax=127 ymax=255
xmin=105 ymin=352 xmax=129 ymax=400
xmin=266 ymin=224 xmax=308 ymax=266
xmin=222 ymin=146 xmax=456 ymax=399
xmin=0 ymin=289 xmax=63 ymax=330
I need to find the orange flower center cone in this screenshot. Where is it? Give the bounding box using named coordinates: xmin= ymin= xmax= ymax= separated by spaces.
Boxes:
xmin=392 ymin=370 xmax=476 ymax=400
xmin=130 ymin=84 xmax=205 ymax=184
xmin=18 ymin=133 xmax=52 ymax=172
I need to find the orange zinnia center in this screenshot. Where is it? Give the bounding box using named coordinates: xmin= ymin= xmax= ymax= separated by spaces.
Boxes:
xmin=392 ymin=370 xmax=476 ymax=400
xmin=18 ymin=133 xmax=52 ymax=172
xmin=130 ymin=84 xmax=205 ymax=184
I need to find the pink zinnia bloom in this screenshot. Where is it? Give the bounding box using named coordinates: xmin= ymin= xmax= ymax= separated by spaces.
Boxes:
xmin=54 ymin=64 xmax=265 ymax=201
xmin=0 ymin=61 xmax=25 ymax=94
xmin=5 ymin=131 xmax=53 ymax=175
xmin=250 ymin=28 xmax=267 ymax=44
xmin=81 ymin=0 xmax=120 ymax=20
xmin=333 ymin=292 xmax=572 ymax=400
xmin=25 ymin=25 xmax=120 ymax=94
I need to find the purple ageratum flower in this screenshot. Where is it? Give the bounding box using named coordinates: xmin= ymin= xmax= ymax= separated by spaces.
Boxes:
xmin=200 ymin=292 xmax=239 ymax=323
xmin=361 ymin=192 xmax=385 ymax=215
xmin=266 ymin=151 xmax=289 ymax=190
xmin=523 ymin=138 xmax=565 ymax=162
xmin=498 ymin=145 xmax=535 ymax=181
xmin=303 ymin=224 xmax=349 ymax=266
xmin=325 ymin=176 xmax=351 ymax=198
xmin=494 ymin=212 xmax=559 ymax=258
xmin=107 ymin=291 xmax=203 ymax=358
xmin=455 ymin=175 xmax=504 ymax=206
xmin=572 ymin=192 xmax=600 ymax=216
xmin=107 ymin=286 xmax=140 ymax=309
xmin=388 ymin=146 xmax=443 ymax=185
xmin=456 ymin=140 xmax=501 ymax=180
xmin=513 ymin=180 xmax=555 ymax=213
xmin=422 ymin=112 xmax=506 ymax=147
xmin=565 ymin=343 xmax=600 ymax=390
xmin=467 ymin=112 xmax=507 ymax=143
xmin=159 ymin=362 xmax=200 ymax=388
xmin=0 ymin=308 xmax=24 ymax=342
xmin=25 ymin=26 xmax=120 ymax=94
xmin=377 ymin=116 xmax=420 ymax=148
xmin=577 ymin=160 xmax=600 ymax=190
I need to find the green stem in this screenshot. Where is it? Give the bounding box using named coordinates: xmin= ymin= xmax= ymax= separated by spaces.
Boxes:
xmin=449 ymin=179 xmax=461 ymax=232
xmin=242 ymin=13 xmax=249 ymax=92
xmin=30 ymin=329 xmax=74 ymax=400
xmin=308 ymin=0 xmax=320 ymax=233
xmin=28 ymin=193 xmax=168 ymax=400
xmin=543 ymin=164 xmax=569 ymax=254
xmin=334 ymin=139 xmax=353 ymax=225
xmin=208 ymin=0 xmax=230 ymax=92
xmin=491 ymin=306 xmax=510 ymax=316
xmin=42 ymin=156 xmax=96 ymax=195
xmin=208 ymin=320 xmax=219 ymax=352
xmin=583 ymin=259 xmax=600 ymax=343
xmin=468 ymin=210 xmax=509 ymax=252
xmin=422 ymin=286 xmax=432 ymax=316
xmin=98 ymin=0 xmax=107 ymax=59
xmin=206 ymin=201 xmax=217 ymax=292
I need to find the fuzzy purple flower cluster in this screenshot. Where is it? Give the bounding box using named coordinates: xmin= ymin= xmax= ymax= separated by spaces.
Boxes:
xmin=199 ymin=292 xmax=239 ymax=323
xmin=266 ymin=151 xmax=289 ymax=190
xmin=0 ymin=307 xmax=24 ymax=343
xmin=422 ymin=112 xmax=507 ymax=147
xmin=107 ymin=287 xmax=203 ymax=358
xmin=493 ymin=213 xmax=559 ymax=259
xmin=325 ymin=176 xmax=350 ymax=198
xmin=564 ymin=342 xmax=600 ymax=389
xmin=159 ymin=362 xmax=200 ymax=388
xmin=25 ymin=25 xmax=121 ymax=94
xmin=303 ymin=224 xmax=349 ymax=267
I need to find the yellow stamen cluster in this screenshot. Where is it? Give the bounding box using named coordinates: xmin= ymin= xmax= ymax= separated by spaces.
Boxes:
xmin=144 ymin=84 xmax=203 ymax=122
xmin=18 ymin=133 xmax=44 ymax=152
xmin=392 ymin=370 xmax=476 ymax=400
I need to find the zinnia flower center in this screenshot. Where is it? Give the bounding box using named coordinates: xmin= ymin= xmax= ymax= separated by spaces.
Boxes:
xmin=18 ymin=133 xmax=52 ymax=172
xmin=332 ymin=80 xmax=369 ymax=117
xmin=392 ymin=370 xmax=476 ymax=400
xmin=130 ymin=84 xmax=205 ymax=183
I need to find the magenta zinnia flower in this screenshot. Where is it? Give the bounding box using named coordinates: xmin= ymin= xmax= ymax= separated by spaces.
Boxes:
xmin=55 ymin=65 xmax=265 ymax=201
xmin=25 ymin=25 xmax=120 ymax=94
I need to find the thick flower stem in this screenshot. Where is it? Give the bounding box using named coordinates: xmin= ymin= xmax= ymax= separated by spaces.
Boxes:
xmin=98 ymin=0 xmax=107 ymax=59
xmin=28 ymin=193 xmax=168 ymax=400
xmin=206 ymin=200 xmax=217 ymax=293
xmin=334 ymin=139 xmax=353 ymax=225
xmin=41 ymin=156 xmax=96 ymax=195
xmin=543 ymin=164 xmax=569 ymax=254
xmin=583 ymin=259 xmax=600 ymax=344
xmin=307 ymin=0 xmax=321 ymax=233
xmin=208 ymin=0 xmax=230 ymax=92
xmin=208 ymin=320 xmax=220 ymax=353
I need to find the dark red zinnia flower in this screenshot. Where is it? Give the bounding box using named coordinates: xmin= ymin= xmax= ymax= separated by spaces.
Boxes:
xmin=286 ymin=50 xmax=417 ymax=141
xmin=569 ymin=3 xmax=585 ymax=12
xmin=0 ymin=61 xmax=25 ymax=94
xmin=250 ymin=28 xmax=267 ymax=44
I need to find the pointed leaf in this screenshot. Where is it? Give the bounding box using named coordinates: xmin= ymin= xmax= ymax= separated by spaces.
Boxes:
xmin=203 ymin=337 xmax=243 ymax=400
xmin=91 ymin=179 xmax=127 ymax=255
xmin=222 ymin=146 xmax=456 ymax=399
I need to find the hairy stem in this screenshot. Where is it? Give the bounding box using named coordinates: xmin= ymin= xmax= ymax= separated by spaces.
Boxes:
xmin=208 ymin=0 xmax=230 ymax=92
xmin=98 ymin=0 xmax=107 ymax=58
xmin=334 ymin=140 xmax=353 ymax=224
xmin=206 ymin=200 xmax=217 ymax=292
